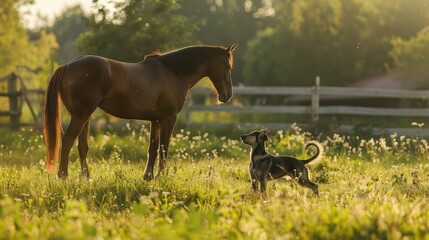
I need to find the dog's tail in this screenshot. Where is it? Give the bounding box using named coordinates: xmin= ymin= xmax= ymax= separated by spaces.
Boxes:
xmin=301 ymin=141 xmax=324 ymax=165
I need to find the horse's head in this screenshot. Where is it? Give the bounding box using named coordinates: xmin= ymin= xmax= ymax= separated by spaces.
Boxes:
xmin=208 ymin=44 xmax=237 ymax=103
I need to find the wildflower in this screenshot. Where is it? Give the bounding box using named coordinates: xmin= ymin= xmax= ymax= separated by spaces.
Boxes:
xmin=411 ymin=122 xmax=424 ymax=128
xmin=162 ymin=191 xmax=171 ymax=197
xmin=150 ymin=192 xmax=159 ymax=199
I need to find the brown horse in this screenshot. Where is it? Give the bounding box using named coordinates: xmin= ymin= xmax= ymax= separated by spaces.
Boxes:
xmin=44 ymin=44 xmax=237 ymax=180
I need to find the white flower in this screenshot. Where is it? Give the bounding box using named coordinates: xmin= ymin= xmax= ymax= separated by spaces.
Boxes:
xmin=411 ymin=122 xmax=424 ymax=128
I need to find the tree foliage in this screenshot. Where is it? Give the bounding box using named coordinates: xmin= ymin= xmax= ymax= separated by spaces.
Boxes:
xmin=390 ymin=27 xmax=429 ymax=89
xmin=51 ymin=5 xmax=87 ymax=64
xmin=77 ymin=0 xmax=199 ymax=62
xmin=243 ymin=0 xmax=429 ymax=86
xmin=0 ymin=0 xmax=57 ymax=78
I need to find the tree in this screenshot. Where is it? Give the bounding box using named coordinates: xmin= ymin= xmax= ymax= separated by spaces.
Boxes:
xmin=243 ymin=0 xmax=429 ymax=86
xmin=51 ymin=5 xmax=88 ymax=64
xmin=77 ymin=0 xmax=199 ymax=62
xmin=390 ymin=27 xmax=429 ymax=89
xmin=0 ymin=0 xmax=57 ymax=79
xmin=243 ymin=27 xmax=280 ymax=86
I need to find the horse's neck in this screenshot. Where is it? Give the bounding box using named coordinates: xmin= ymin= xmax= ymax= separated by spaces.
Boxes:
xmin=185 ymin=67 xmax=209 ymax=90
xmin=159 ymin=47 xmax=216 ymax=90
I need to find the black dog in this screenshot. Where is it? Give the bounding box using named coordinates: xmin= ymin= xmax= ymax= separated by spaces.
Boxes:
xmin=240 ymin=129 xmax=323 ymax=195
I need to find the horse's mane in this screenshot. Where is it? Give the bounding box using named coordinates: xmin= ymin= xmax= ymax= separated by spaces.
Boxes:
xmin=158 ymin=46 xmax=229 ymax=77
xmin=144 ymin=51 xmax=161 ymax=60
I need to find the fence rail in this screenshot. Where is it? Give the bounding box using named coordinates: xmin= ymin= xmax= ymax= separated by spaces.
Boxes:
xmin=185 ymin=78 xmax=429 ymax=135
xmin=320 ymin=86 xmax=429 ymax=99
xmin=0 ymin=71 xmax=44 ymax=129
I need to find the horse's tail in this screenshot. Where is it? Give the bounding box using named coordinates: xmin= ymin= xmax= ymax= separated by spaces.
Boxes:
xmin=43 ymin=65 xmax=67 ymax=173
xmin=301 ymin=141 xmax=324 ymax=165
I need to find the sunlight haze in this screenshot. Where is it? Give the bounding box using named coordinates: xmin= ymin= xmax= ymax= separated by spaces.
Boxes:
xmin=20 ymin=0 xmax=97 ymax=28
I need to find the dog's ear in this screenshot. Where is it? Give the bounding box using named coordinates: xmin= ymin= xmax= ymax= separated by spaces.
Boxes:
xmin=258 ymin=129 xmax=269 ymax=141
xmin=260 ymin=128 xmax=270 ymax=134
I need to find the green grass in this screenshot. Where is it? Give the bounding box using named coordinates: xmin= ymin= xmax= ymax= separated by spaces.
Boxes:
xmin=1 ymin=125 xmax=429 ymax=239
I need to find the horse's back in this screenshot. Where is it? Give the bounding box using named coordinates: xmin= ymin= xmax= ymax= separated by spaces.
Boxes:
xmin=59 ymin=54 xmax=183 ymax=120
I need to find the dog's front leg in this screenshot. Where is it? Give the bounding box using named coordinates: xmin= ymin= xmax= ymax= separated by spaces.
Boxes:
xmin=260 ymin=177 xmax=267 ymax=192
xmin=251 ymin=179 xmax=258 ymax=191
xmin=249 ymin=164 xmax=260 ymax=191
xmin=249 ymin=169 xmax=258 ymax=191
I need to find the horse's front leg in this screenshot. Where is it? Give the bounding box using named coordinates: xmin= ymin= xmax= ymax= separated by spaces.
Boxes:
xmin=143 ymin=121 xmax=160 ymax=180
xmin=157 ymin=116 xmax=177 ymax=176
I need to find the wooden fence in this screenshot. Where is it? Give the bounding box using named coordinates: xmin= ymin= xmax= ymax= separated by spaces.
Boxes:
xmin=0 ymin=70 xmax=44 ymax=129
xmin=185 ymin=77 xmax=429 ymax=135
xmin=2 ymin=72 xmax=429 ymax=136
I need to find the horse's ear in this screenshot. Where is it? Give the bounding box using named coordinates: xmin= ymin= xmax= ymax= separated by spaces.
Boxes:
xmin=227 ymin=44 xmax=238 ymax=53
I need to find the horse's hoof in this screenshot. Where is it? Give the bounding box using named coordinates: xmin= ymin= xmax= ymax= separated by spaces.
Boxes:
xmin=154 ymin=172 xmax=163 ymax=179
xmin=79 ymin=169 xmax=91 ymax=179
xmin=57 ymin=169 xmax=68 ymax=179
xmin=80 ymin=173 xmax=91 ymax=180
xmin=143 ymin=173 xmax=154 ymax=181
xmin=57 ymin=173 xmax=68 ymax=180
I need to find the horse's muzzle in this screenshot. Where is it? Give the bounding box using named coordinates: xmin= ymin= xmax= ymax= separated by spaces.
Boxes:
xmin=219 ymin=90 xmax=232 ymax=104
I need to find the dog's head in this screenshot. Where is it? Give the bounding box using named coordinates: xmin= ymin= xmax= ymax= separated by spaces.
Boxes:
xmin=240 ymin=129 xmax=270 ymax=148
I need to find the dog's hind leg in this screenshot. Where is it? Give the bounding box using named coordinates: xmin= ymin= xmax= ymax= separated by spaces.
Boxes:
xmin=312 ymin=185 xmax=319 ymax=195
xmin=309 ymin=180 xmax=319 ymax=196
xmin=297 ymin=178 xmax=319 ymax=196
xmin=296 ymin=167 xmax=319 ymax=195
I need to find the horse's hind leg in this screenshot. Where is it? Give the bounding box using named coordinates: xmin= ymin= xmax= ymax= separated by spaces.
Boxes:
xmin=78 ymin=118 xmax=91 ymax=178
xmin=58 ymin=116 xmax=89 ymax=179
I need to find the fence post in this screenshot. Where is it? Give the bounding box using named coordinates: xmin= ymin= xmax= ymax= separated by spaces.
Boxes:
xmin=8 ymin=73 xmax=20 ymax=129
xmin=311 ymin=76 xmax=320 ymax=125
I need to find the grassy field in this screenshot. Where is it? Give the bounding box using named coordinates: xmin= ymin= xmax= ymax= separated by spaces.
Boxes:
xmin=1 ymin=124 xmax=429 ymax=239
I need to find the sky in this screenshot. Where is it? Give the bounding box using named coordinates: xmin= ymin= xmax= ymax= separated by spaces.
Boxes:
xmin=20 ymin=0 xmax=110 ymax=28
